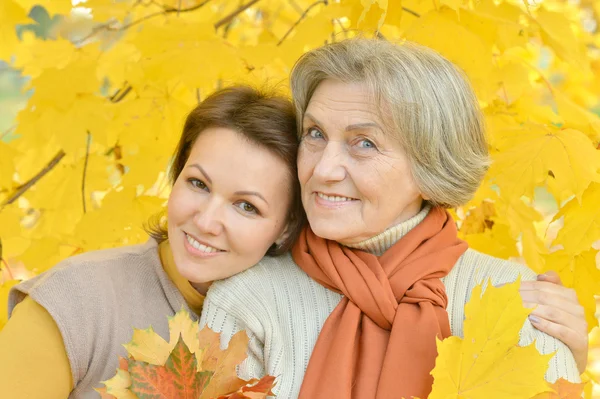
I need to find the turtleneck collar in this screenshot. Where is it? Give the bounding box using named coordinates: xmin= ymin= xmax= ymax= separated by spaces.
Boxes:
xmin=344 ymin=204 xmax=432 ymax=256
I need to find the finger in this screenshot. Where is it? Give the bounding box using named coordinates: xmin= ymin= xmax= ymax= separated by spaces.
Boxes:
xmin=519 ymin=280 xmax=578 ymax=302
xmin=529 ymin=304 xmax=587 ymax=335
xmin=520 ymin=289 xmax=585 ymax=316
xmin=528 ymin=314 xmax=587 ymax=351
xmin=537 ymin=270 xmax=563 ymax=286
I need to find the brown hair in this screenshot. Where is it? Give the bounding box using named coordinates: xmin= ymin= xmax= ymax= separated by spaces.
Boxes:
xmin=147 ymin=86 xmax=305 ymax=256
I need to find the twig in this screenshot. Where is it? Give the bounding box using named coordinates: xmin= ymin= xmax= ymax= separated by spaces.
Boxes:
xmin=278 ymin=0 xmax=327 ymax=46
xmin=214 ymin=0 xmax=261 ymax=29
xmin=112 ymin=85 xmax=133 ymax=103
xmin=0 ymin=125 xmax=17 ymax=141
xmin=82 ymin=131 xmax=92 ymax=214
xmin=402 ymin=7 xmax=420 ymax=18
xmin=119 ymin=0 xmax=212 ymax=31
xmin=1 ymin=150 xmax=66 ymax=207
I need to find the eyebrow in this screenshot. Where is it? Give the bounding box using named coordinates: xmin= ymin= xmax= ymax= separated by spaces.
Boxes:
xmin=187 ymin=164 xmax=268 ymax=205
xmin=187 ymin=164 xmax=211 ymax=184
xmin=234 ymin=191 xmax=268 ymax=205
xmin=304 ymin=112 xmax=383 ymax=133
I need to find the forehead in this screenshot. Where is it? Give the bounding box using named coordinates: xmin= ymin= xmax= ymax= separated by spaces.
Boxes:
xmin=305 ymin=80 xmax=382 ymax=124
xmin=187 ymin=127 xmax=291 ymax=191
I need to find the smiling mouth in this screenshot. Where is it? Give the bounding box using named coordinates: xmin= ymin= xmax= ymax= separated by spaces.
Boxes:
xmin=316 ymin=192 xmax=358 ymax=202
xmin=185 ymin=233 xmax=225 ymax=253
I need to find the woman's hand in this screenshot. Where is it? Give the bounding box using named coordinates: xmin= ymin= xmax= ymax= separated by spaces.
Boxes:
xmin=519 ymin=271 xmax=588 ymax=374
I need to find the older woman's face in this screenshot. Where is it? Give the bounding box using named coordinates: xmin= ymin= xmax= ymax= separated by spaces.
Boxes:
xmin=297 ymin=79 xmax=424 ymax=244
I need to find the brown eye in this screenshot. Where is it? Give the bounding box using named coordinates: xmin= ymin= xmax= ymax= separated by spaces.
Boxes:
xmin=236 ymin=201 xmax=258 ymax=215
xmin=188 ymin=178 xmax=208 ymax=190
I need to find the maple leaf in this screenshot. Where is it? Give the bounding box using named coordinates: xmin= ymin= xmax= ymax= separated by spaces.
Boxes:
xmin=102 ymin=309 xmax=276 ymax=399
xmin=429 ymin=279 xmax=553 ymax=399
xmin=531 ymin=378 xmax=586 ymax=399
xmin=488 ymin=123 xmax=600 ymax=204
xmin=552 ymin=183 xmax=600 ymax=255
xmin=542 ymin=250 xmax=600 ymax=332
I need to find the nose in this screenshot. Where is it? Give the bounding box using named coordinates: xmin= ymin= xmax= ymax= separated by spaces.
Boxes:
xmin=312 ymin=142 xmax=346 ymax=183
xmin=193 ymin=198 xmax=224 ymax=236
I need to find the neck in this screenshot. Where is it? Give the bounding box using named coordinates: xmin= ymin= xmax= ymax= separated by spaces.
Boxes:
xmin=191 ymin=281 xmax=212 ymax=296
xmin=344 ymin=204 xmax=432 ymax=256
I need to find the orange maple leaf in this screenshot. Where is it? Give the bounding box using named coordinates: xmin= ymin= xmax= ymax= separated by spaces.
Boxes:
xmin=531 ymin=378 xmax=586 ymax=399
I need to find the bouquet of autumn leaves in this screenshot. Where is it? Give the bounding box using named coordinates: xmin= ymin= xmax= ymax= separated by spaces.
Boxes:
xmin=97 ymin=310 xmax=275 ymax=399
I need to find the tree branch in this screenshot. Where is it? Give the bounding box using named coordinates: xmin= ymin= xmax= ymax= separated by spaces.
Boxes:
xmin=119 ymin=0 xmax=212 ymax=31
xmin=278 ymin=0 xmax=328 ymax=46
xmin=214 ymin=0 xmax=261 ymax=29
xmin=1 ymin=150 xmax=66 ymax=207
xmin=82 ymin=131 xmax=92 ymax=213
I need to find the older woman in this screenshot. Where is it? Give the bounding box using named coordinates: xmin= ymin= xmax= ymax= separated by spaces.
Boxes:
xmin=200 ymin=39 xmax=582 ymax=398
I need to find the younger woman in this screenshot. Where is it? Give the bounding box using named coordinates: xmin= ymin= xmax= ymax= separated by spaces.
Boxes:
xmin=0 ymin=86 xmax=304 ymax=398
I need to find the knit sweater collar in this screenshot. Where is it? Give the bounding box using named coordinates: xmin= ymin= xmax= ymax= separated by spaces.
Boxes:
xmin=344 ymin=204 xmax=432 ymax=256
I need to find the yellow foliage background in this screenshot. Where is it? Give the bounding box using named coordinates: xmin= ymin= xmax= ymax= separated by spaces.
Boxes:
xmin=0 ymin=0 xmax=599 ymax=395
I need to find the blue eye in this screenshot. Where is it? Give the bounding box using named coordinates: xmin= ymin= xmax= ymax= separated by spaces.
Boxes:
xmin=307 ymin=127 xmax=324 ymax=139
xmin=358 ymin=138 xmax=376 ymax=149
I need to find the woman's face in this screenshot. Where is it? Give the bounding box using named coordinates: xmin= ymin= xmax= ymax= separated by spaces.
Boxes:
xmin=168 ymin=127 xmax=291 ymax=288
xmin=297 ymin=79 xmax=424 ymax=245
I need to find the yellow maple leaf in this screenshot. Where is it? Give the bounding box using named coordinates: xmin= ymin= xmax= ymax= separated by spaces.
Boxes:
xmin=0 ymin=0 xmax=30 ymax=61
xmin=403 ymin=8 xmax=496 ymax=103
xmin=429 ymin=279 xmax=553 ymax=399
xmin=15 ymin=0 xmax=72 ymax=16
xmin=72 ymin=187 xmax=165 ymax=252
xmin=489 ymin=124 xmax=600 ymax=204
xmin=535 ymin=7 xmax=589 ymax=70
xmin=552 ymin=183 xmax=600 ymax=255
xmin=12 ymin=33 xmax=76 ymax=79
xmin=0 ymin=141 xmax=18 ymax=191
xmin=542 ymin=250 xmax=600 ymax=332
xmin=554 ymin=89 xmax=600 ymax=145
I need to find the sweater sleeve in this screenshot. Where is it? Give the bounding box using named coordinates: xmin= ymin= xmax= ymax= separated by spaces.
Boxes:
xmin=455 ymin=250 xmax=581 ymax=384
xmin=0 ymin=296 xmax=73 ymax=399
xmin=199 ymin=292 xmax=268 ymax=384
xmin=519 ymin=318 xmax=581 ymax=383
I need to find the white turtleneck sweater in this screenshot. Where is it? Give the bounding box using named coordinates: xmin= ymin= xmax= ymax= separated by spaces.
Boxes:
xmin=199 ymin=206 xmax=580 ymax=398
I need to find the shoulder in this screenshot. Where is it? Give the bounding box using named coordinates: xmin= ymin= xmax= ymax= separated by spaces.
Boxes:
xmin=446 ymin=248 xmax=537 ymax=289
xmin=207 ymin=252 xmax=314 ymax=302
xmin=205 ymin=251 xmax=339 ymax=322
xmin=9 ymin=239 xmax=163 ymax=320
xmin=11 ymin=240 xmax=160 ymax=304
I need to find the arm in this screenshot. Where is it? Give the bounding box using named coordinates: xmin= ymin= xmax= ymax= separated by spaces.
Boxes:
xmin=199 ymin=291 xmax=268 ymax=383
xmin=519 ymin=271 xmax=588 ymax=374
xmin=0 ymin=296 xmax=73 ymax=399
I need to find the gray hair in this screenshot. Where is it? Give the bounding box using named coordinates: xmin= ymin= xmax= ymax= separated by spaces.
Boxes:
xmin=290 ymin=38 xmax=489 ymax=208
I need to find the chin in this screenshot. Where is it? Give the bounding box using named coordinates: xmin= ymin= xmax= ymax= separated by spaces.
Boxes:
xmin=309 ymin=222 xmax=346 ymax=242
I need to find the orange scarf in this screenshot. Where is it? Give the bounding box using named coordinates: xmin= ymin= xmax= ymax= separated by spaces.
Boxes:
xmin=292 ymin=206 xmax=467 ymax=399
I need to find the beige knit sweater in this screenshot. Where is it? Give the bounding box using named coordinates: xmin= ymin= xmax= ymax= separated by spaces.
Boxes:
xmin=7 ymin=239 xmax=196 ymax=399
xmin=200 ymin=205 xmax=580 ymax=398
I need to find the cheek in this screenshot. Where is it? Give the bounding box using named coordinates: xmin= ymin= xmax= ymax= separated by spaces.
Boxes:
xmin=297 ymin=146 xmax=315 ymax=185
